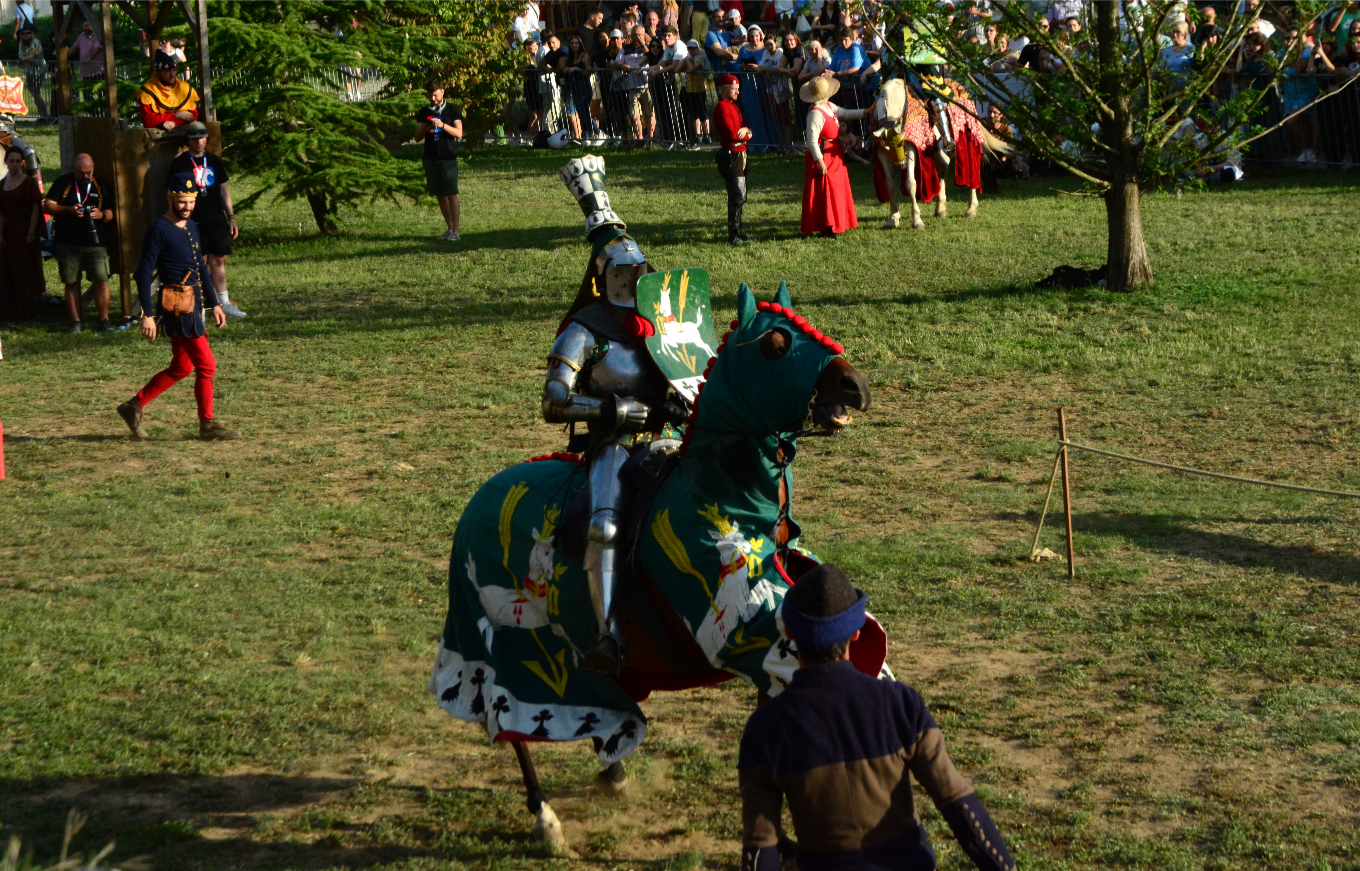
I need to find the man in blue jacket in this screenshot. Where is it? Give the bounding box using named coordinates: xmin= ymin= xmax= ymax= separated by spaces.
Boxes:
xmin=739 ymin=564 xmax=1015 ymax=871
xmin=116 ymin=173 xmax=238 ymax=441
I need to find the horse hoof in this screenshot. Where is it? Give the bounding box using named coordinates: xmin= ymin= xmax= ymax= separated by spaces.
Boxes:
xmin=911 ymin=219 xmax=925 ymax=230
xmin=532 ymin=803 xmax=566 ymax=849
xmin=964 ymin=205 xmax=978 ymax=219
xmin=596 ymin=763 xmax=630 ymax=793
xmin=934 ymin=206 xmax=946 ymax=218
xmin=882 ymin=214 xmax=900 ymax=229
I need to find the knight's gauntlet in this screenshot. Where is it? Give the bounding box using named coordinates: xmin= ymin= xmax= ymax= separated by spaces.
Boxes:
xmin=610 ymin=396 xmax=651 ymax=433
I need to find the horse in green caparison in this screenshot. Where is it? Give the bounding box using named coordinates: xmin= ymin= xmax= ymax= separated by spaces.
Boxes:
xmin=429 ymin=282 xmax=885 ymax=847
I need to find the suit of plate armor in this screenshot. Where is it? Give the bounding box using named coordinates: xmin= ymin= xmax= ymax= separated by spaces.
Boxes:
xmin=544 ymin=155 xmax=681 ymax=674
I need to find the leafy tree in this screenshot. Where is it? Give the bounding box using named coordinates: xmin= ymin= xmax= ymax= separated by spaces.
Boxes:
xmin=898 ymin=1 xmax=1356 ymax=292
xmin=199 ymin=1 xmax=520 ymax=234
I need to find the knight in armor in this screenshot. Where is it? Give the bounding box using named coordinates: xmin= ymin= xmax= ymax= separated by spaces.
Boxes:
xmin=545 ymin=155 xmax=689 ymax=675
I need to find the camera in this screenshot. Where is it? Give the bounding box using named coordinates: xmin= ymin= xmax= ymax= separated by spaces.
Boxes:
xmin=76 ymin=203 xmax=102 ymax=246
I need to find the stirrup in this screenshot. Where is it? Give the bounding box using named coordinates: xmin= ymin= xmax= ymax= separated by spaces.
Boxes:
xmin=583 ymin=633 xmax=627 ymax=675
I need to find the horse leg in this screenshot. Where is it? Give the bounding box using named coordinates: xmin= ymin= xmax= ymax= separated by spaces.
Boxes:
xmin=965 ymin=186 xmax=979 ymax=219
xmin=933 ymin=146 xmax=949 ymax=219
xmin=876 ymin=147 xmax=900 ymax=229
xmin=596 ymin=759 xmax=630 ymax=792
xmin=512 ymin=741 xmax=565 ymax=848
xmin=905 ymin=146 xmax=925 ymax=229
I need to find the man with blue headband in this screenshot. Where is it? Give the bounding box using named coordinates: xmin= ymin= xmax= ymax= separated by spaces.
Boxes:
xmin=738 ymin=564 xmax=1015 ymax=871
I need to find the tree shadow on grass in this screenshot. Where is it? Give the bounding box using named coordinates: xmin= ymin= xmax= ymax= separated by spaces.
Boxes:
xmin=1072 ymin=511 xmax=1360 ymax=584
xmin=0 ymin=773 xmax=555 ymax=871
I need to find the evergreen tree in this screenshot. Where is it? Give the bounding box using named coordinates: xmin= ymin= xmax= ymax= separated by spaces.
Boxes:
xmin=896 ymin=1 xmax=1356 ymax=292
xmin=203 ymin=1 xmax=520 ymax=234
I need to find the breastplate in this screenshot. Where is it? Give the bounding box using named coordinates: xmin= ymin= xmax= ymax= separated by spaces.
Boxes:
xmin=587 ymin=342 xmax=670 ymax=407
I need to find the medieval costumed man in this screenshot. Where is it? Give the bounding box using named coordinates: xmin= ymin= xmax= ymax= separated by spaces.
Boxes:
xmin=545 ymin=155 xmax=691 ymax=674
xmin=117 ymin=173 xmax=237 ymax=441
xmin=139 ymin=50 xmax=200 ymax=131
xmin=711 ymin=73 xmax=752 ymax=246
xmin=799 ymin=75 xmax=869 ymax=237
xmin=738 ymin=563 xmax=1017 ymax=871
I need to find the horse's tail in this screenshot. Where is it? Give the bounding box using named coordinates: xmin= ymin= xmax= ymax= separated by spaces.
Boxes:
xmin=981 ymin=128 xmax=1015 ymax=158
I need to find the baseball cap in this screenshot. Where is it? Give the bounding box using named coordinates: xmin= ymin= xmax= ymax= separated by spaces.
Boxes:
xmin=182 ymin=120 xmax=209 ymax=138
xmin=686 ymin=39 xmax=699 ymax=48
xmin=610 ymin=28 xmax=624 ymax=38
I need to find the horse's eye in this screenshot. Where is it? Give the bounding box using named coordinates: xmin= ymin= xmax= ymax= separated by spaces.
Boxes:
xmin=760 ymin=328 xmax=792 ymax=361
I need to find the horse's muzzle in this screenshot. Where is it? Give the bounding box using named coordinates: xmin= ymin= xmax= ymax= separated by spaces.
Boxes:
xmin=811 ymin=357 xmax=872 ymax=432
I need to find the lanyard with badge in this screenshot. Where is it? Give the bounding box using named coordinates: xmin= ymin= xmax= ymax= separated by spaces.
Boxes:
xmin=429 ymin=102 xmax=444 ymax=141
xmin=68 ymin=178 xmax=102 ymax=245
xmin=72 ymin=178 xmax=94 ymax=210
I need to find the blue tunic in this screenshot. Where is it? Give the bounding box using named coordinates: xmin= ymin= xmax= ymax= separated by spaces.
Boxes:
xmin=134 ymin=216 xmax=219 ymax=339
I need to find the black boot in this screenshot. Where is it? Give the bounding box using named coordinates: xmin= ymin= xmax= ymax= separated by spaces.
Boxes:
xmin=728 ymin=200 xmax=745 ymax=246
xmin=736 ymin=204 xmax=749 ymax=242
xmin=583 ymin=632 xmax=627 ymax=675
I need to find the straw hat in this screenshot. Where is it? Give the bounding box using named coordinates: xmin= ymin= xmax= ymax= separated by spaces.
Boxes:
xmin=800 ymin=75 xmax=841 ymax=104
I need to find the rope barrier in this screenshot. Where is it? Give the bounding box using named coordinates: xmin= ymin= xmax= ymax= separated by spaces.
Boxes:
xmin=1028 ymin=409 xmax=1360 ymax=575
xmin=1059 ymin=440 xmax=1360 ymax=500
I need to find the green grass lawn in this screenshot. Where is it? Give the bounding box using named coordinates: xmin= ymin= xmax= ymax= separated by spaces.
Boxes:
xmin=2 ymin=127 xmax=1359 ymax=870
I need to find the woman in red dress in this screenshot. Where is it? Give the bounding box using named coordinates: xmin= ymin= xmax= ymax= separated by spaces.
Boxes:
xmin=799 ymin=75 xmax=869 ymax=237
xmin=0 ymin=146 xmax=47 ymax=322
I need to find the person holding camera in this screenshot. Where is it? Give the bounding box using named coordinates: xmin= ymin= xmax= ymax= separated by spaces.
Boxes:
xmin=415 ymin=81 xmax=463 ymax=242
xmin=43 ymin=153 xmax=115 ymax=334
xmin=116 ymin=173 xmax=236 ymax=441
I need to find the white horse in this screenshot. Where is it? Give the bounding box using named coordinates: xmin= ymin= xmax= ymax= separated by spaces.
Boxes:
xmin=872 ymin=79 xmax=1010 ymax=229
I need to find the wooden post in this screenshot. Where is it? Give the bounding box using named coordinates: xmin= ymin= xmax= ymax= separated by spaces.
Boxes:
xmin=100 ymin=0 xmax=133 ymax=319
xmin=54 ymin=3 xmax=73 ymax=117
xmin=1058 ymin=407 xmax=1075 ymax=579
xmin=195 ymin=0 xmax=214 ymax=122
xmin=148 ymin=0 xmax=160 ymax=56
xmin=100 ymin=0 xmax=119 ymax=123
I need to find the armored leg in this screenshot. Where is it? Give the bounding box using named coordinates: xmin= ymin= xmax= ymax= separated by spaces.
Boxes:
xmin=584 ymin=443 xmax=632 ymax=674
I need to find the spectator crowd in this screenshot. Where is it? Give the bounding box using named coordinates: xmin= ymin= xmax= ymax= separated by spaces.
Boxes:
xmin=500 ymin=0 xmax=1360 ymax=169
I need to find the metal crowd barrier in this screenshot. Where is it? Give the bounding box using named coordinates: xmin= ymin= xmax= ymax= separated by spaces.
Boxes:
xmin=1227 ymin=72 xmax=1360 ymax=166
xmin=508 ymin=64 xmax=1358 ymax=167
xmin=506 ymin=66 xmax=878 ymax=152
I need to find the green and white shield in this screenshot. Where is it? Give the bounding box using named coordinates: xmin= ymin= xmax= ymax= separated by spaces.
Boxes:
xmin=636 ymin=268 xmax=717 ymax=402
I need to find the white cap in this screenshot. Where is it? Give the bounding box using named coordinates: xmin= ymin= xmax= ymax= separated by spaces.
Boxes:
xmin=686 ymin=39 xmax=700 ymax=48
xmin=610 ymin=29 xmax=624 ymax=38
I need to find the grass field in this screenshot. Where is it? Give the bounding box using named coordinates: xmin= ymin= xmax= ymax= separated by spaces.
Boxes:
xmin=2 ymin=126 xmax=1359 ymax=871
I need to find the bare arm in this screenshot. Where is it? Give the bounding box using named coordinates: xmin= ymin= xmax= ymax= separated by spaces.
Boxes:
xmin=43 ymin=196 xmax=78 ymax=218
xmin=220 ymin=181 xmax=238 ymax=239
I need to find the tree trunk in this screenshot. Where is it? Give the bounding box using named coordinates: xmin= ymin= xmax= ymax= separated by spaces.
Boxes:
xmin=307 ymin=190 xmax=338 ymax=235
xmin=1104 ymin=180 xmax=1153 ymax=293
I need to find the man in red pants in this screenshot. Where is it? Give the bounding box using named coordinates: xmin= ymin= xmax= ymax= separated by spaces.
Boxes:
xmin=117 ymin=172 xmax=238 ymax=440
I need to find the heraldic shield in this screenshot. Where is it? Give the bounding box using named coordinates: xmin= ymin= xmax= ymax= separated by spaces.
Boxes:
xmin=636 ymin=268 xmax=718 ymax=403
